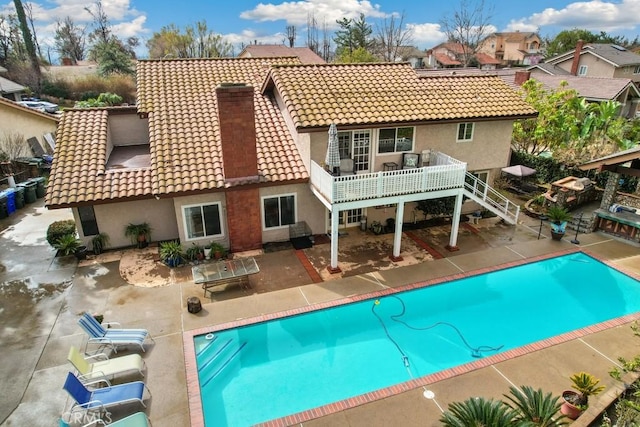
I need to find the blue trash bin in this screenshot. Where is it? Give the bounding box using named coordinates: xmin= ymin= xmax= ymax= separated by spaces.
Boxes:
xmin=4 ymin=188 xmax=16 ymax=215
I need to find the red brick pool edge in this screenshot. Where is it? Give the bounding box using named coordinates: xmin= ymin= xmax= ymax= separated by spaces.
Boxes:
xmin=182 ymin=247 xmax=640 ymax=427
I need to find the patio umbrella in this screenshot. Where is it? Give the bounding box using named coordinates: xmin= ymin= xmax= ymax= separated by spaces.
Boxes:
xmin=325 ymin=123 xmax=340 ymax=171
xmin=501 ymin=164 xmax=536 ymax=177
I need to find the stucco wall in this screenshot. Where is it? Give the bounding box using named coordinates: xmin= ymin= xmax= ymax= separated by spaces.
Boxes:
xmin=77 ymin=198 xmax=178 ymax=248
xmin=172 ymin=192 xmax=228 ymax=248
xmin=556 ymin=55 xmax=615 ymax=78
xmin=306 ymin=120 xmax=514 ymax=173
xmin=0 ymin=105 xmax=57 ymax=150
xmin=108 ymin=113 xmax=149 ymax=146
xmin=259 ymin=183 xmax=326 ymax=242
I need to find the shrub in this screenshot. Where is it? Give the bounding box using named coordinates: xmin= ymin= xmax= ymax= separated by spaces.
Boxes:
xmin=46 ymin=220 xmax=76 ymax=247
xmin=41 ymin=77 xmax=71 ymax=99
xmin=53 ymin=234 xmax=81 ymax=256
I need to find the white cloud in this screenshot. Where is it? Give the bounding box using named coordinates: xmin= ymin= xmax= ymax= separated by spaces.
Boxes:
xmin=240 ymin=0 xmax=387 ymax=28
xmin=506 ymin=0 xmax=640 ymax=33
xmin=111 ymin=15 xmax=148 ymax=39
xmin=406 ymin=23 xmax=446 ymax=49
xmin=224 ymin=29 xmax=287 ymax=47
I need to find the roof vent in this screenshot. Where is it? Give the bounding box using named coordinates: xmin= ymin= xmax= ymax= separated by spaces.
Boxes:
xmin=611 ymin=44 xmax=627 ymax=51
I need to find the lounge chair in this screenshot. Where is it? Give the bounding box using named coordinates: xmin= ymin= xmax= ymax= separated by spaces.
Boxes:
xmin=78 ymin=313 xmax=154 ymax=353
xmin=68 ymin=346 xmax=145 ymax=382
xmin=62 ymin=372 xmax=150 ymax=413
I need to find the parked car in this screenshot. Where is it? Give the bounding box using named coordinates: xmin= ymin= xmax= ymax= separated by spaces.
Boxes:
xmin=16 ymin=100 xmax=59 ymax=114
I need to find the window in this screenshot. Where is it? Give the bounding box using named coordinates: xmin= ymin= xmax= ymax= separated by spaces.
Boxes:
xmin=262 ymin=194 xmax=296 ymax=229
xmin=183 ymin=203 xmax=222 ymax=240
xmin=77 ymin=206 xmax=99 ymax=236
xmin=457 ymin=123 xmax=474 ymax=142
xmin=337 ymin=132 xmax=352 ymax=159
xmin=578 ymin=65 xmax=588 ymax=76
xmin=634 ymin=65 xmax=640 ymax=74
xmin=377 ymin=127 xmax=414 ymax=153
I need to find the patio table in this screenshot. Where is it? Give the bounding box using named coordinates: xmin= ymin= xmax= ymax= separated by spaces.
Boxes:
xmin=192 ymin=257 xmax=260 ymax=297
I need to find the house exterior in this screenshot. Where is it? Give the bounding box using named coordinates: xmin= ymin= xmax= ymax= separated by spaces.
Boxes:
xmin=0 ymin=97 xmax=59 ymax=147
xmin=545 ymin=42 xmax=640 ymax=83
xmin=477 ymin=32 xmax=542 ymax=66
xmin=238 ymin=44 xmax=325 ymax=64
xmin=393 ymin=46 xmax=428 ymax=68
xmin=475 ymin=53 xmax=501 ymax=70
xmin=0 ymin=75 xmax=26 ymax=101
xmin=427 ymin=42 xmax=470 ymax=68
xmin=46 ymin=58 xmax=536 ymax=271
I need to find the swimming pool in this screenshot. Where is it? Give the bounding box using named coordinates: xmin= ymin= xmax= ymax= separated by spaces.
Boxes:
xmin=192 ymin=252 xmax=640 ymax=426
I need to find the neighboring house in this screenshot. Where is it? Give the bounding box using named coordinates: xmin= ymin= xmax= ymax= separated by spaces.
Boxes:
xmin=0 ymin=75 xmax=26 ymax=101
xmin=477 ymin=31 xmax=542 ymax=66
xmin=428 ymin=42 xmax=471 ymax=68
xmin=474 ymin=53 xmax=502 ymax=70
xmin=46 ymin=58 xmax=536 ymax=272
xmin=238 ymin=44 xmax=325 ymax=64
xmin=0 ymin=97 xmax=59 ymax=150
xmin=393 ymin=46 xmax=428 ymax=68
xmin=545 ymin=42 xmax=640 ymax=83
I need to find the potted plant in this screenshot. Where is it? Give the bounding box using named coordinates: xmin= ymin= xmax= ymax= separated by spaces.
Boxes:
xmin=125 ymin=223 xmax=152 ymax=249
xmin=560 ymin=372 xmax=605 ymax=420
xmin=546 ymin=206 xmax=572 ymax=241
xmin=208 ymin=242 xmax=226 ymax=260
xmin=185 ymin=243 xmax=205 ymax=262
xmin=53 ymin=234 xmax=82 ymax=257
xmin=91 ymin=232 xmax=110 ymax=255
xmin=159 ymin=240 xmax=184 ymax=267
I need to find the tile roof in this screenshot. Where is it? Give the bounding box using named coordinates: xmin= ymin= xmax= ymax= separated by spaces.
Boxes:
xmin=434 ymin=53 xmax=462 ymax=66
xmin=265 ymin=63 xmax=537 ymax=129
xmin=474 ymin=53 xmax=501 ymax=65
xmin=48 ymin=57 xmax=308 ymax=208
xmin=431 ymin=42 xmax=470 ymax=55
xmin=239 ymin=45 xmax=326 ymax=64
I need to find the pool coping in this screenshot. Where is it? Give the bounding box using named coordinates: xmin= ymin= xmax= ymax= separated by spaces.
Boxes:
xmin=182 ymin=247 xmax=640 ymax=426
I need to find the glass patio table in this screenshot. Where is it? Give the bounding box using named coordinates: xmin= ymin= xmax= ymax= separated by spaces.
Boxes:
xmin=192 ymin=257 xmax=260 ymax=297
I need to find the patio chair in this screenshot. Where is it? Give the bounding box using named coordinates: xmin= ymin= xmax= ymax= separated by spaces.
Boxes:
xmin=62 ymin=372 xmax=150 ymax=413
xmin=78 ymin=313 xmax=154 ymax=353
xmin=339 ymin=158 xmax=355 ymax=175
xmin=68 ymin=346 xmax=145 ymax=382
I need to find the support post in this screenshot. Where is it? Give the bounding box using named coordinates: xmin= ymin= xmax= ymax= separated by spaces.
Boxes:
xmin=390 ymin=202 xmax=405 ymax=261
xmin=446 ymin=192 xmax=463 ymax=251
xmin=327 ymin=208 xmax=342 ymax=273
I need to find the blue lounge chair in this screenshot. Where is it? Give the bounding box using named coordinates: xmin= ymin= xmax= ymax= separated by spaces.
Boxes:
xmin=62 ymin=372 xmax=150 ymax=413
xmin=78 ymin=313 xmax=154 ymax=353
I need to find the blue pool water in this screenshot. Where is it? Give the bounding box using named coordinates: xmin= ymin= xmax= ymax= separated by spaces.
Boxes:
xmin=195 ymin=252 xmax=640 ymax=426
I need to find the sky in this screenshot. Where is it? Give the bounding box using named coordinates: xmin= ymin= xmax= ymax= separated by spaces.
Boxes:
xmin=1 ymin=0 xmax=640 ymax=60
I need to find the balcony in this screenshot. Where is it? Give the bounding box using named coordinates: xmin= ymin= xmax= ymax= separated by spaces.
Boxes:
xmin=310 ymin=151 xmax=467 ymax=205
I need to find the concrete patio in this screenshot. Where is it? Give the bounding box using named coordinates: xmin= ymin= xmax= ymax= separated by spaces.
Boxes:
xmin=2 ymin=199 xmax=640 ymax=426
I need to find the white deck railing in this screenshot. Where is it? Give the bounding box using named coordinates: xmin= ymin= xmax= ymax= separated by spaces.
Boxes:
xmin=310 ymin=152 xmax=467 ymax=204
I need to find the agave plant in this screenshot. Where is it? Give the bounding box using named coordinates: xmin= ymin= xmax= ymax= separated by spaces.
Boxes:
xmin=504 ymin=385 xmax=567 ymax=426
xmin=440 ymin=397 xmax=516 ymax=427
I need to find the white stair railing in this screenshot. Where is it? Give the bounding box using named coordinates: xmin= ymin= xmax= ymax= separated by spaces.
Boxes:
xmin=463 ymin=172 xmax=519 ymax=225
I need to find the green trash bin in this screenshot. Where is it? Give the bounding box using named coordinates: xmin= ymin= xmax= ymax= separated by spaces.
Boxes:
xmin=0 ymin=192 xmax=7 ymax=219
xmin=32 ymin=177 xmax=46 ymax=199
xmin=13 ymin=185 xmax=24 ymax=209
xmin=21 ymin=181 xmax=37 ymax=204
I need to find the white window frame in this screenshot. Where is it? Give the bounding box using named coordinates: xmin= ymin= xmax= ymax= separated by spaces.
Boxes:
xmin=456 ymin=123 xmax=474 ymax=142
xmin=261 ymin=193 xmax=297 ymax=230
xmin=578 ymin=65 xmax=588 ymax=76
xmin=182 ymin=202 xmax=224 ymax=241
xmin=377 ymin=127 xmax=415 ymax=154
xmin=634 ymin=65 xmax=640 ymax=75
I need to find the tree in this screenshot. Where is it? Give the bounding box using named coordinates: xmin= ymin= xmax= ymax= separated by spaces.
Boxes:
xmin=85 ymin=0 xmax=110 ymax=45
xmin=376 ymin=12 xmax=413 ymax=62
xmin=12 ymin=0 xmax=40 ymax=89
xmin=440 ymin=0 xmax=494 ymax=66
xmin=146 ymin=21 xmax=232 ymax=59
xmin=544 ymin=28 xmax=633 ymax=58
xmin=334 ymin=13 xmax=373 ymax=58
xmin=54 ymin=17 xmax=86 ymax=63
xmin=307 ymin=11 xmax=319 ymax=54
xmin=335 ymin=46 xmax=378 ymax=63
xmin=286 ymin=25 xmax=296 ymax=48
xmin=74 ymin=92 xmax=123 ymax=108
xmin=91 ymin=40 xmax=134 ymax=75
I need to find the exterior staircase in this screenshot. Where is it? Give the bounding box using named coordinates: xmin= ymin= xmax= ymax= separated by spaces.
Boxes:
xmin=463 ymin=172 xmax=520 ymax=225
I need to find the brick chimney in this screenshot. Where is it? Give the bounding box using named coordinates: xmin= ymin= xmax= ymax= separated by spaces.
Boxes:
xmin=216 ymin=83 xmax=259 ymax=182
xmin=570 ymin=40 xmax=585 ymax=76
xmin=216 ymin=83 xmax=263 ymax=253
xmin=514 ymin=70 xmax=531 ymax=86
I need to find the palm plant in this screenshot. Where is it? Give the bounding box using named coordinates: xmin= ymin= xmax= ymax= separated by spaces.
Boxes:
xmin=54 ymin=234 xmax=82 ymax=256
xmin=440 ymin=397 xmax=516 ymax=427
xmin=504 ymin=385 xmax=567 ymax=426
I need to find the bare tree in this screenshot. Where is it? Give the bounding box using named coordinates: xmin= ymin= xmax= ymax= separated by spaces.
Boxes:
xmin=13 ymin=0 xmax=41 ymax=89
xmin=439 ymin=0 xmax=494 ymax=66
xmin=85 ymin=0 xmax=111 ymax=45
xmin=0 ymin=132 xmax=29 ymax=160
xmin=321 ymin=19 xmax=331 ymax=62
xmin=376 ymin=12 xmax=413 ymax=62
xmin=23 ymin=2 xmax=41 ymax=59
xmin=286 ymin=25 xmax=296 ymax=47
xmin=306 ymin=11 xmax=319 ymax=54
xmin=54 ymin=16 xmax=86 ymax=63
